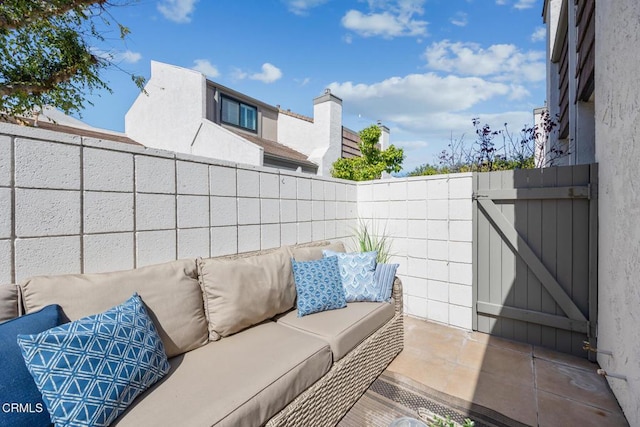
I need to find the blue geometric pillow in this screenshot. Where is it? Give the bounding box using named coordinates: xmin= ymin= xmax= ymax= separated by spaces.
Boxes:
xmin=322 ymin=250 xmax=378 ymax=302
xmin=17 ymin=294 xmax=170 ymax=427
xmin=375 ymin=263 xmax=400 ymax=301
xmin=0 ymin=304 xmax=63 ymax=427
xmin=292 ymin=256 xmax=347 ymax=317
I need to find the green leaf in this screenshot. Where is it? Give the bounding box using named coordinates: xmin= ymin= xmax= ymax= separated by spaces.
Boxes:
xmin=0 ymin=0 xmax=144 ymax=119
xmin=118 ymin=23 xmax=130 ymax=39
xmin=330 ymin=124 xmax=404 ymax=181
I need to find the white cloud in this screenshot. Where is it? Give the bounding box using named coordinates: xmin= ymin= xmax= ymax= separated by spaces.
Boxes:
xmin=341 ymin=0 xmax=428 ymax=38
xmin=514 ymin=0 xmax=537 ymax=9
xmin=231 ymin=63 xmax=283 ymax=83
xmin=328 ymin=73 xmax=510 ymax=122
xmin=328 ymin=72 xmax=536 ymax=157
xmin=508 ymin=84 xmax=531 ymax=100
xmin=250 ymin=63 xmax=283 ymax=83
xmin=401 ymin=110 xmax=534 ymax=166
xmin=422 ymin=110 xmax=534 ymax=144
xmin=450 ymin=12 xmax=468 ymax=27
xmin=283 ymin=0 xmax=330 ymax=15
xmin=91 ymin=49 xmax=142 ymax=64
xmin=341 ymin=10 xmax=427 ymax=38
xmin=192 ymin=59 xmax=220 ymax=78
xmin=365 ymin=109 xmax=534 ymax=172
xmin=118 ymin=50 xmax=142 ymax=63
xmin=396 ymin=139 xmax=430 ymax=151
xmin=295 ymin=77 xmax=311 ymax=86
xmin=531 ymin=26 xmax=546 ymax=42
xmin=423 ymin=40 xmax=545 ymax=83
xmin=495 ymin=0 xmax=538 ymax=9
xmin=333 ymin=70 xmax=538 ymax=171
xmin=230 ymin=68 xmax=248 ymax=81
xmin=158 ymin=0 xmax=198 ymax=23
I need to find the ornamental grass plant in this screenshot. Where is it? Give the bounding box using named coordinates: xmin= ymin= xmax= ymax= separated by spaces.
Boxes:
xmin=352 ymin=219 xmax=393 ymax=264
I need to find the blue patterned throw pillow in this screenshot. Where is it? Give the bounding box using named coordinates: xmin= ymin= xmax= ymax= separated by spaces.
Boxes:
xmin=292 ymin=256 xmax=347 ymax=317
xmin=375 ymin=263 xmax=400 ymax=301
xmin=0 ymin=304 xmax=63 ymax=427
xmin=323 ymin=250 xmax=378 ymax=302
xmin=17 ymin=294 xmax=170 ymax=427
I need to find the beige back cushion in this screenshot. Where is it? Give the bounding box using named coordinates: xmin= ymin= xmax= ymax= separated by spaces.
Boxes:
xmin=0 ymin=284 xmax=20 ymax=323
xmin=20 ymin=259 xmax=208 ymax=358
xmin=289 ymin=241 xmax=346 ymax=261
xmin=198 ymin=248 xmax=295 ymax=340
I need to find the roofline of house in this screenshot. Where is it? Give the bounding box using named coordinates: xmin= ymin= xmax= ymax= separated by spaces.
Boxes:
xmin=206 ymin=80 xmax=279 ymax=113
xmin=205 ymin=77 xmax=328 ymax=125
xmin=2 ymin=118 xmax=142 ymax=146
xmin=264 ymin=152 xmax=318 ymax=170
xmin=278 ymin=108 xmax=313 ymax=123
xmin=343 ymin=126 xmax=359 ymax=135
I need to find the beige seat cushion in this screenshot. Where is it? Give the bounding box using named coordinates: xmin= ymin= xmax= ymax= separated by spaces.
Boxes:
xmin=277 ymin=300 xmax=395 ymax=361
xmin=198 ymin=248 xmax=296 ymax=340
xmin=19 ymin=259 xmax=208 ymax=358
xmin=289 ymin=241 xmax=346 ymax=261
xmin=113 ymin=322 xmax=332 ymax=427
xmin=0 ymin=284 xmax=19 ymax=323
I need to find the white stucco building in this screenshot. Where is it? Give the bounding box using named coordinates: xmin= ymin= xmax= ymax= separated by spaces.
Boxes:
xmin=543 ymin=1 xmax=640 ymax=424
xmin=125 ymin=61 xmax=387 ymax=176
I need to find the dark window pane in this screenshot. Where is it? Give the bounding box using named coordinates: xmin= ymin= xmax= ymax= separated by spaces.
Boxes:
xmin=221 ymin=97 xmax=239 ymax=126
xmin=240 ymin=104 xmax=257 ymax=131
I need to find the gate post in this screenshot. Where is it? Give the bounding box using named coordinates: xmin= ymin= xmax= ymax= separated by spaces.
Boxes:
xmin=588 ymin=163 xmax=599 ymax=362
xmin=471 ymin=172 xmax=478 ymax=331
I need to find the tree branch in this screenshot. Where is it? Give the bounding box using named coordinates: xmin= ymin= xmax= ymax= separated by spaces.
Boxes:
xmin=0 ymin=57 xmax=96 ymax=97
xmin=0 ymin=0 xmax=108 ymax=31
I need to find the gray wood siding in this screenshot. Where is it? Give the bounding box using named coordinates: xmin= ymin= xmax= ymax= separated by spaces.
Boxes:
xmin=342 ymin=128 xmax=362 ymax=159
xmin=558 ymin=26 xmax=570 ymax=139
xmin=473 ymin=165 xmax=597 ymax=358
xmin=576 ymin=0 xmax=595 ymax=100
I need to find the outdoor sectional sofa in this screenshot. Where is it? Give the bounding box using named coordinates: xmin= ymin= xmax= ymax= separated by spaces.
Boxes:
xmin=0 ymin=241 xmax=404 ymax=427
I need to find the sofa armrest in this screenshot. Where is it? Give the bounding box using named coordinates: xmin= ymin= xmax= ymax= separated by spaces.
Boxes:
xmin=392 ymin=277 xmax=403 ymax=314
xmin=0 ymin=284 xmax=21 ymax=322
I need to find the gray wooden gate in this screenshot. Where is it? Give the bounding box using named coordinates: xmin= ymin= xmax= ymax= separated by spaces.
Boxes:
xmin=472 ymin=164 xmax=598 ymax=358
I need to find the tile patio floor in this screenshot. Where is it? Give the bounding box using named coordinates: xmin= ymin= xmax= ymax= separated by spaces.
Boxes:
xmin=385 ymin=316 xmax=629 ymax=427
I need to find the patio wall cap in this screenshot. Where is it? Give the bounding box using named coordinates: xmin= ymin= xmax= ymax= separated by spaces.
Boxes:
xmin=274 ymin=168 xmax=357 ymax=185
xmin=133 ymin=145 xmax=175 ymax=159
xmin=82 ymin=137 xmax=149 ymax=155
xmin=175 ymin=152 xmax=238 ymax=168
xmin=0 ymin=122 xmax=81 ymax=145
xmin=235 ymin=162 xmax=281 ymax=174
xmin=279 ymin=169 xmax=314 ymax=179
xmin=1 ymin=121 xmax=427 ymax=183
xmin=356 ymin=172 xmax=474 ymax=185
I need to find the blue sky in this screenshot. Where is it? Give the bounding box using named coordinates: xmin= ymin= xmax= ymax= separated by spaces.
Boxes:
xmin=79 ymin=0 xmax=547 ymax=172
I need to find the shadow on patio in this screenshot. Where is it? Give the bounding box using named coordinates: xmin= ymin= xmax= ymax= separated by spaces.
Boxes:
xmin=341 ymin=316 xmax=627 ymax=426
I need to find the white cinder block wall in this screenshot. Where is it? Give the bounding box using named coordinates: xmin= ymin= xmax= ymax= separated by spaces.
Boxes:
xmin=1 ymin=125 xmax=474 ymax=330
xmin=0 ymin=124 xmax=357 ymax=283
xmin=357 ymin=175 xmax=474 ymax=330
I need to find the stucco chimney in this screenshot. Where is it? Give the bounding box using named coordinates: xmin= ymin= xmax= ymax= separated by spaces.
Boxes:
xmin=378 ymin=121 xmax=391 ymax=150
xmin=311 ymin=89 xmax=343 ymax=176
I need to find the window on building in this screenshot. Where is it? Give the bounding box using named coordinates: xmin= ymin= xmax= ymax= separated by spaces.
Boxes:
xmin=221 ymin=96 xmax=257 ymax=132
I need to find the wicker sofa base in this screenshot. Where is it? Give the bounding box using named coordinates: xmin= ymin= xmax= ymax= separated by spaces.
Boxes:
xmin=265 ymin=311 xmax=404 ymax=427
